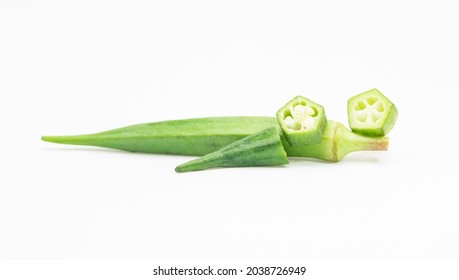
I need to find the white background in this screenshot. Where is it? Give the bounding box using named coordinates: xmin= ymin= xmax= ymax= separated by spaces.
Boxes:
xmin=1 ymin=0 xmax=459 ymax=267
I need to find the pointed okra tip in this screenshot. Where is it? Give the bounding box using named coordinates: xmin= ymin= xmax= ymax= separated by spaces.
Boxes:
xmin=347 ymin=88 xmax=398 ymax=137
xmin=276 ymin=95 xmax=327 ymax=146
xmin=174 ymin=165 xmax=185 ymax=173
xmin=41 ymin=135 xmax=60 ymax=143
xmin=41 ymin=135 xmax=71 ymax=144
xmin=41 ymin=136 xmax=52 ymax=142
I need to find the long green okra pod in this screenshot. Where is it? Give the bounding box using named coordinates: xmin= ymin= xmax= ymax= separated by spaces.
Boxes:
xmin=42 ymin=117 xmax=388 ymax=162
xmin=42 ymin=117 xmax=275 ymax=156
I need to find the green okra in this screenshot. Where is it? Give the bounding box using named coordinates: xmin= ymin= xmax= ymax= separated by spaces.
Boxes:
xmin=276 ymin=96 xmax=327 ymax=146
xmin=42 ymin=117 xmax=388 ymax=162
xmin=175 ymin=127 xmax=289 ymax=172
xmin=42 ymin=117 xmax=276 ymax=156
xmin=347 ymin=88 xmax=398 ymax=137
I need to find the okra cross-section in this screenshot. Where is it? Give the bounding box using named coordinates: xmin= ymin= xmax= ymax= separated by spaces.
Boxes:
xmin=347 ymin=88 xmax=398 ymax=137
xmin=276 ymin=96 xmax=327 ymax=146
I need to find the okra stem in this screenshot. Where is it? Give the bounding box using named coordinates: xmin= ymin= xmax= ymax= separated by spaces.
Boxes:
xmin=283 ymin=121 xmax=389 ymax=161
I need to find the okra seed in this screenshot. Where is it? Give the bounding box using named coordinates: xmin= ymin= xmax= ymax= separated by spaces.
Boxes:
xmin=293 ymin=105 xmax=304 ymax=112
xmin=302 ymin=116 xmax=316 ymax=129
xmin=293 ymin=120 xmax=302 ymax=130
xmin=285 ymin=116 xmax=294 ymax=127
xmin=370 ymin=113 xmax=378 ymax=123
xmin=357 ymin=111 xmax=368 ymax=122
xmin=355 ymin=101 xmax=366 ymax=110
xmin=285 ymin=116 xmax=301 ymax=130
xmin=309 ymin=106 xmax=319 ymax=117
xmin=305 ymin=107 xmax=315 ymax=116
xmin=283 ymin=109 xmax=292 ymax=119
xmin=367 ymin=97 xmax=377 ymax=105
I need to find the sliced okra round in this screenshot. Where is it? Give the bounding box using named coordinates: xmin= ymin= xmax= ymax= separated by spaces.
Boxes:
xmin=276 ymin=96 xmax=327 ymax=146
xmin=347 ymin=88 xmax=398 ymax=137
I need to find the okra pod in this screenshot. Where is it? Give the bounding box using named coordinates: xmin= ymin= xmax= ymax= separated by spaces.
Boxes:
xmin=42 ymin=117 xmax=276 ymax=156
xmin=42 ymin=117 xmax=388 ymax=162
xmin=175 ymin=127 xmax=289 ymax=172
